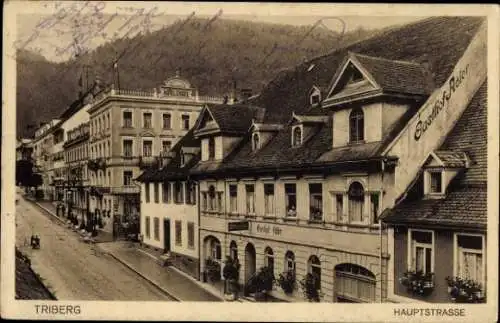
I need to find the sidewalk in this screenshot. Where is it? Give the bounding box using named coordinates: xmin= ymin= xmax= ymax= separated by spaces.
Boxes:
xmin=98 ymin=242 xmax=224 ymax=302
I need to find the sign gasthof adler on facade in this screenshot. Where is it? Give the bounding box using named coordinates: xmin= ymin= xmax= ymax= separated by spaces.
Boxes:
xmin=228 ymin=221 xmax=249 ymax=231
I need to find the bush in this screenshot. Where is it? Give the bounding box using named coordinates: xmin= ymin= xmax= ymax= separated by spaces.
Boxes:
xmin=299 ymin=273 xmax=320 ymax=302
xmin=277 ymin=270 xmax=296 ymax=294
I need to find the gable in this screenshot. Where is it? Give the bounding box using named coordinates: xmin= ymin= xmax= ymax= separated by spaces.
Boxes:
xmin=327 ymin=58 xmax=379 ymax=100
xmin=193 ymin=106 xmax=220 ymax=136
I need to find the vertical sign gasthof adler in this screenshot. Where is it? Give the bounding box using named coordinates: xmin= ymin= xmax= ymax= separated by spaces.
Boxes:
xmin=384 ymin=20 xmax=487 ymax=203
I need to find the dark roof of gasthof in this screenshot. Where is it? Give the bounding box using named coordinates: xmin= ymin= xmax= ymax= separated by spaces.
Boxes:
xmin=194 ymin=16 xmax=484 ymax=175
xmin=432 ymin=150 xmax=468 ymax=168
xmin=136 ymin=128 xmax=200 ymax=182
xmin=382 ymin=81 xmax=487 ymax=229
xmin=204 ymin=103 xmax=265 ymax=134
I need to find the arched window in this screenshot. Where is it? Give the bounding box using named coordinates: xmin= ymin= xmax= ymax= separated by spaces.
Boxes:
xmin=308 ymin=255 xmax=321 ymax=290
xmin=252 ymin=133 xmax=260 ymax=151
xmin=292 ymin=126 xmax=302 ymax=147
xmin=349 ymin=108 xmax=364 ymax=142
xmin=230 ymin=241 xmax=238 ymax=260
xmin=264 ymin=247 xmax=274 ymax=272
xmin=284 ymin=251 xmax=295 ymax=273
xmin=208 ymin=137 xmax=215 ymax=159
xmin=348 ymin=181 xmax=365 ymax=223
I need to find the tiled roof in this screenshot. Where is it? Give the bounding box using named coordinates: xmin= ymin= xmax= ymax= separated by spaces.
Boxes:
xmin=382 ymin=81 xmax=487 ymax=228
xmin=351 ymin=52 xmax=435 ymax=95
xmin=136 ymin=128 xmax=199 ymax=182
xmin=206 ymin=104 xmax=265 ymax=134
xmin=433 ymin=150 xmax=468 ymax=168
xmin=193 ymin=17 xmax=484 ymax=174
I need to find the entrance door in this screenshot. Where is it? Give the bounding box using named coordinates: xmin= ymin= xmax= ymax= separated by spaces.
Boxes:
xmin=163 ymin=219 xmax=171 ymax=252
xmin=245 ymin=243 xmax=256 ymax=282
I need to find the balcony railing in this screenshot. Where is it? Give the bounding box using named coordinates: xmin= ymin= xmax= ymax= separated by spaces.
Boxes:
xmin=109 ymin=186 xmax=141 ymax=195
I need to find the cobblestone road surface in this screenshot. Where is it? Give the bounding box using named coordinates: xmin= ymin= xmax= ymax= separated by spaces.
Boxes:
xmin=15 ymin=196 xmax=175 ymax=301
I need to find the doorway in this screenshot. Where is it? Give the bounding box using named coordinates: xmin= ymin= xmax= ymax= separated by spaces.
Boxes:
xmin=245 ymin=243 xmax=256 ymax=282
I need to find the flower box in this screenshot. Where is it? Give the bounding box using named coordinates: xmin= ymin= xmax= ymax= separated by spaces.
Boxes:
xmin=399 ymin=270 xmax=434 ymax=296
xmin=445 ymin=276 xmax=485 ymax=303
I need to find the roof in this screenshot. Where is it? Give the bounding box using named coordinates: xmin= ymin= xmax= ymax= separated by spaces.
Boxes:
xmin=432 ymin=150 xmax=468 ymax=168
xmin=204 ymin=104 xmax=265 ymax=134
xmin=189 ymin=16 xmax=484 ymax=175
xmin=382 ymin=80 xmax=487 ymax=228
xmin=136 ymin=128 xmax=200 ymax=182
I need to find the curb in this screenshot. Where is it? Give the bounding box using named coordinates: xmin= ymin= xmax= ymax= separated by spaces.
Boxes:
xmin=104 ymin=251 xmax=182 ymax=302
xmin=167 ymin=265 xmax=227 ymax=302
xmin=28 ymin=199 xmax=66 ymax=225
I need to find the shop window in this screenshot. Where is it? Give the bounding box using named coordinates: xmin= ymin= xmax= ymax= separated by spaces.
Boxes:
xmin=455 ymin=234 xmax=484 ymax=284
xmin=175 ymin=220 xmax=182 ymax=246
xmin=285 ymin=183 xmax=297 ymax=217
xmin=308 ymin=255 xmax=321 ymax=290
xmin=309 ymin=183 xmax=323 ymax=221
xmin=230 ymin=241 xmax=238 ymax=260
xmin=264 ymin=247 xmax=274 ymax=272
xmin=348 ymin=182 xmax=364 ymax=223
xmin=162 ymin=182 xmax=171 ymax=203
xmin=187 ymin=222 xmax=195 ymax=249
xmin=145 ymin=216 xmax=151 ymax=238
xmin=264 ymin=184 xmax=275 ymax=216
xmin=245 ymin=184 xmax=255 ymax=214
xmin=335 ymin=263 xmax=376 ymax=302
xmin=143 ymin=112 xmax=152 ymax=128
xmin=154 ymin=182 xmax=159 ymax=203
xmin=284 ymin=251 xmax=295 ymax=274
xmin=174 ymin=181 xmax=184 ymax=204
xmin=292 ymin=126 xmax=302 ymax=147
xmin=153 ymin=217 xmax=160 ymax=241
xmin=144 ymin=183 xmax=150 ymax=203
xmin=349 ymin=108 xmax=364 ymax=143
xmin=229 ymin=184 xmax=238 ymax=213
xmin=408 ymin=230 xmax=434 ymax=274
xmin=162 ymin=113 xmax=171 ymax=129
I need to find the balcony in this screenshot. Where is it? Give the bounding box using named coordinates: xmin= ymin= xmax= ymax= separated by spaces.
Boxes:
xmin=109 ymin=186 xmax=141 ymax=195
xmin=139 ymin=156 xmax=159 ymax=169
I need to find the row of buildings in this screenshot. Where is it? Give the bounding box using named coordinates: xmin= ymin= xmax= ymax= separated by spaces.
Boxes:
xmin=23 ymin=16 xmax=488 ymax=303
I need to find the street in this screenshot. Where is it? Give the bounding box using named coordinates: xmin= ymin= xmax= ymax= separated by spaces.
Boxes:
xmin=15 ymin=195 xmax=175 ymax=301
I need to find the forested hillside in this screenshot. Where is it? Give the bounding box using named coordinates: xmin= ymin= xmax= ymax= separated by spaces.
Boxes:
xmin=17 ymin=17 xmax=385 ymax=137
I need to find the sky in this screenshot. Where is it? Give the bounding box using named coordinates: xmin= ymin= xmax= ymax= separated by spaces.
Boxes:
xmin=12 ymin=1 xmax=428 ymax=62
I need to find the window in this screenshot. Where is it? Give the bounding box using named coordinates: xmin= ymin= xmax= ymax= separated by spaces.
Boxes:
xmin=202 ymin=192 xmax=208 ymax=211
xmin=230 ymin=241 xmax=238 ymax=260
xmin=217 ymin=191 xmax=223 ymax=212
xmin=123 ymin=140 xmax=133 ymax=157
xmin=162 ymin=113 xmax=171 ymax=129
xmin=123 ymin=171 xmax=133 ymax=186
xmin=455 ymin=234 xmax=484 ymax=284
xmin=208 ymin=185 xmax=216 ymax=211
xmin=264 ymin=247 xmax=274 ymax=272
xmin=430 ymin=171 xmax=443 ymax=193
xmin=182 ymin=115 xmax=190 ymax=130
xmin=162 ymin=182 xmax=171 ymax=203
xmin=153 ymin=217 xmax=160 ymax=241
xmin=143 ymin=112 xmax=152 ymax=128
xmin=370 ymin=193 xmax=379 ymax=223
xmin=145 ymin=183 xmax=150 ymax=203
xmin=284 ymin=251 xmax=295 ymax=274
xmin=123 ymin=111 xmax=133 ymax=128
xmin=211 ymin=240 xmax=221 ymax=260
xmin=348 ymin=182 xmax=364 ymax=222
xmin=245 ymin=184 xmax=255 ymax=214
xmin=252 ymin=133 xmax=260 ymax=151
xmin=349 ymin=108 xmax=364 ymax=142
xmin=154 ymin=183 xmax=159 ymax=203
xmin=336 ymin=194 xmax=343 ymax=222
xmin=311 ymin=94 xmax=320 ymax=105
xmin=335 ymin=263 xmax=376 ymax=302
xmin=409 ymin=230 xmax=434 ymax=274
xmin=187 ymin=222 xmax=195 ymax=249
xmin=162 ymin=140 xmax=172 ymax=152
xmin=347 ymin=64 xmax=364 ymax=84
xmin=175 ymin=220 xmax=182 ymax=246
xmin=292 ymin=126 xmax=302 ymax=147
xmin=185 ymin=181 xmax=196 ymax=205
xmin=264 ymin=184 xmax=275 ymax=216
xmin=285 ymin=183 xmax=297 ymax=217
xmin=309 ymin=183 xmax=323 ymax=221
xmin=229 ymin=184 xmax=238 ymax=213
xmin=180 ymin=153 xmax=185 ymax=167
xmin=174 ymin=181 xmax=184 ymax=204
xmin=143 ymin=140 xmax=152 ymax=157
xmin=308 ymin=255 xmax=321 ymax=290
xmin=208 ymin=137 xmax=215 ymax=159
xmin=145 ymin=216 xmax=151 ymax=238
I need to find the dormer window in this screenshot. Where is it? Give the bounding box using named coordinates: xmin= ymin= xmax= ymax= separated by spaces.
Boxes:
xmin=346 ymin=63 xmax=364 ymax=85
xmin=292 ymin=126 xmax=302 ymax=147
xmin=180 ymin=152 xmax=186 ymax=167
xmin=309 ymin=86 xmax=321 ymax=106
xmin=349 ymin=108 xmax=364 ymax=143
xmin=252 ymin=133 xmax=260 ymax=151
xmin=429 ymin=171 xmax=443 ymax=194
